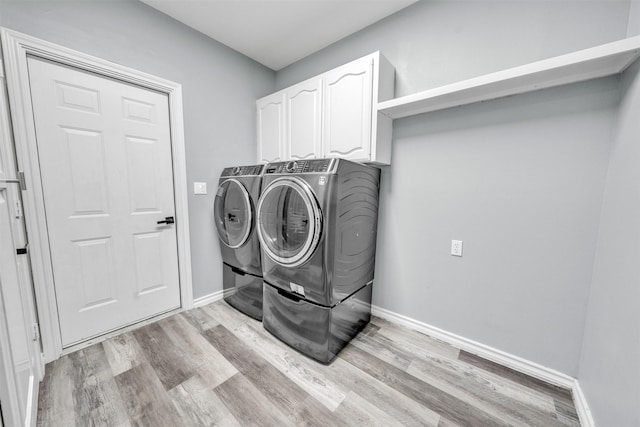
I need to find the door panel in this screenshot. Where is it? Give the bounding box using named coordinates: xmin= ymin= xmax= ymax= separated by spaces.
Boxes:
xmin=287 ymin=80 xmax=322 ymax=161
xmin=55 ymin=80 xmax=100 ymax=113
xmin=133 ymin=232 xmax=166 ymax=295
xmin=74 ymin=237 xmax=117 ymax=310
xmin=126 ymin=136 xmax=162 ymax=213
xmin=257 ymin=94 xmax=286 ymax=163
xmin=323 ymin=57 xmax=373 ymax=160
xmin=123 ymin=97 xmax=156 ymax=123
xmin=63 ymin=127 xmax=109 ymax=214
xmin=27 ymin=57 xmax=180 ymax=346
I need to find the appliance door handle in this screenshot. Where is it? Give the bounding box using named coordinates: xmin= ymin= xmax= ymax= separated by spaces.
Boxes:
xmin=157 ymin=216 xmax=175 ymax=225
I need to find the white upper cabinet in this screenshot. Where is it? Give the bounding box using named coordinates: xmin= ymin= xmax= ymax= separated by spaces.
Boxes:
xmin=257 ymin=93 xmax=286 ymax=163
xmin=257 ymin=52 xmax=394 ymax=165
xmin=323 ymin=56 xmax=373 ymax=161
xmin=287 ymin=79 xmax=322 ymax=161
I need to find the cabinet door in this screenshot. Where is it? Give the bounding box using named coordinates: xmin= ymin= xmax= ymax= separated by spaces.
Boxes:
xmin=287 ymin=79 xmax=322 ymax=161
xmin=257 ymin=93 xmax=286 ymax=163
xmin=323 ymin=57 xmax=373 ymax=161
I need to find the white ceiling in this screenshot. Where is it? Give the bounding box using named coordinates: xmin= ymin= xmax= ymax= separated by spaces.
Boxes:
xmin=140 ymin=0 xmax=417 ymax=70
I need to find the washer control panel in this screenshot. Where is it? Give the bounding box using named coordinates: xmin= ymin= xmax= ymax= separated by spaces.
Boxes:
xmin=264 ymin=158 xmax=335 ymax=174
xmin=221 ymin=164 xmax=264 ymax=177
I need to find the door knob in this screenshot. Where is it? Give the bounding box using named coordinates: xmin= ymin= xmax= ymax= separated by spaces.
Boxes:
xmin=157 ymin=216 xmax=175 ymax=225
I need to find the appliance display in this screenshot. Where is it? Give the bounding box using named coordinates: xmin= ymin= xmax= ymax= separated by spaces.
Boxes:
xmin=257 ymin=158 xmax=381 ymax=363
xmin=214 ymin=164 xmax=264 ymax=320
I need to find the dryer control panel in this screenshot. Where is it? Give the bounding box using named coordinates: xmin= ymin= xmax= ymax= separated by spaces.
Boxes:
xmin=264 ymin=159 xmax=335 ymax=174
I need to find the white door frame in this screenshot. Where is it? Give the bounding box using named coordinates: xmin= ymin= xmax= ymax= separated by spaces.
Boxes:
xmin=1 ymin=28 xmax=194 ymax=363
xmin=0 ymin=288 xmax=25 ymax=427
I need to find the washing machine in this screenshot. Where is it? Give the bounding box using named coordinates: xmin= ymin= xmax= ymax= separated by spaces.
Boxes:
xmin=256 ymin=158 xmax=381 ymax=363
xmin=214 ymin=164 xmax=264 ymax=320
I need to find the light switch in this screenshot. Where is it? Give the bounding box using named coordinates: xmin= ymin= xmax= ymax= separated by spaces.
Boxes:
xmin=193 ymin=182 xmax=207 ymax=195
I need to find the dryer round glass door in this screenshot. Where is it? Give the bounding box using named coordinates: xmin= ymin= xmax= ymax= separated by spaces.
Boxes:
xmin=214 ymin=179 xmax=253 ymax=248
xmin=257 ymin=177 xmax=322 ymax=267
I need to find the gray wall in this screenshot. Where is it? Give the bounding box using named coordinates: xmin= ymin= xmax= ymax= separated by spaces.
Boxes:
xmin=0 ymin=0 xmax=276 ymax=299
xmin=276 ymin=0 xmax=630 ymax=96
xmin=627 ymin=0 xmax=640 ymax=37
xmin=573 ymin=11 xmax=640 ymax=427
xmin=577 ymin=63 xmax=640 ymax=427
xmin=275 ymin=0 xmax=629 ymax=376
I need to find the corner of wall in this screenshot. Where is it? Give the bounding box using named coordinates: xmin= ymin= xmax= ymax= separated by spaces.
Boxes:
xmin=626 ymin=0 xmax=640 ymax=37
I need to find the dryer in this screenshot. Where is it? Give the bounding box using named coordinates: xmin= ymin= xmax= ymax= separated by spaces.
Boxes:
xmin=257 ymin=158 xmax=381 ymax=363
xmin=214 ymin=164 xmax=264 ymax=320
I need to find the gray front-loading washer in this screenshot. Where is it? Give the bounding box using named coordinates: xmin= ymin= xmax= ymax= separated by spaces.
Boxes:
xmin=256 ymin=158 xmax=381 ymax=362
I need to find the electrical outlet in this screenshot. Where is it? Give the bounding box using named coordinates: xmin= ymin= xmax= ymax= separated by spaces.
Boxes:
xmin=193 ymin=182 xmax=207 ymax=195
xmin=451 ymin=240 xmax=463 ymax=257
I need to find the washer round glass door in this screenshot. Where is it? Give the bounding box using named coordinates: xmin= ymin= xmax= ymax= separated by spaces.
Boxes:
xmin=214 ymin=179 xmax=253 ymax=248
xmin=257 ymin=177 xmax=322 ymax=267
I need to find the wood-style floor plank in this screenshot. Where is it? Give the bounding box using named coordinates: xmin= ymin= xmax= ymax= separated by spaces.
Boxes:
xmin=555 ymin=398 xmax=581 ymax=427
xmin=68 ymin=344 xmax=129 ymax=427
xmin=102 ymin=332 xmax=146 ymax=377
xmin=132 ymin=322 xmax=196 ymax=390
xmin=167 ymin=375 xmax=241 ymax=427
xmin=202 ymin=324 xmax=342 ymax=425
xmin=371 ymin=316 xmax=461 ymax=360
xmin=350 ymin=326 xmax=413 ymax=370
xmin=37 ymin=300 xmax=582 ymax=427
xmin=358 ymin=323 xmax=561 ymax=426
xmin=228 ymin=319 xmax=349 ymax=411
xmin=458 ymin=350 xmax=574 ymax=404
xmin=214 ymin=373 xmax=293 ymax=427
xmin=408 ymin=357 xmax=562 ymax=427
xmin=333 ymin=391 xmax=406 ymax=427
xmin=326 ymin=357 xmax=442 ymax=426
xmin=181 ymin=306 xmax=220 ymax=333
xmin=114 ymin=362 xmax=182 ymax=427
xmin=340 ymin=344 xmax=512 ymax=426
xmin=158 ymin=313 xmax=237 ymax=389
xmin=36 ymin=356 xmax=76 ymax=427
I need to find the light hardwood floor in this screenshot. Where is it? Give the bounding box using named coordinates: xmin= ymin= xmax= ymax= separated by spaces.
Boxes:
xmin=37 ymin=301 xmax=581 ymax=426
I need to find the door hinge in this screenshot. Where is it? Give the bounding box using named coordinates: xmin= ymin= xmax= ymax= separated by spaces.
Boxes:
xmin=18 ymin=172 xmax=26 ymax=191
xmin=32 ymin=323 xmax=40 ymax=342
xmin=0 ymin=171 xmax=26 ymax=190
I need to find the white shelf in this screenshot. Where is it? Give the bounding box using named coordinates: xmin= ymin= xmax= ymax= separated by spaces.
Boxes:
xmin=378 ymin=36 xmax=640 ymax=119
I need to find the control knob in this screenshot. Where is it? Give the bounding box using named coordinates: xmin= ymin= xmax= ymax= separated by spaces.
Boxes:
xmin=231 ymin=166 xmax=241 ymax=175
xmin=285 ymin=161 xmax=298 ymax=172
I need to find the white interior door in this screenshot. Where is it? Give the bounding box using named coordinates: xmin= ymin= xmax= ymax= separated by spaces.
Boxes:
xmin=0 ymin=72 xmax=41 ymax=426
xmin=26 ymin=57 xmax=181 ymax=347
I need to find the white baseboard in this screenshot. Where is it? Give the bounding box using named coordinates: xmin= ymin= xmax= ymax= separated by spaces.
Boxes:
xmin=193 ymin=290 xmax=225 ymax=307
xmin=572 ymin=379 xmax=596 ymax=427
xmin=371 ymin=304 xmax=594 ymax=426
